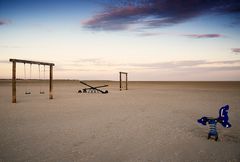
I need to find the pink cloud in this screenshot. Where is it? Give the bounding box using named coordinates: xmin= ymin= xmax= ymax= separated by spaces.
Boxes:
xmin=0 ymin=19 xmax=11 ymax=26
xmin=138 ymin=32 xmax=224 ymax=39
xmin=82 ymin=0 xmax=240 ymax=31
xmin=81 ymin=5 xmax=148 ymax=30
xmin=232 ymin=48 xmax=240 ymax=54
xmin=183 ymin=34 xmax=223 ymax=38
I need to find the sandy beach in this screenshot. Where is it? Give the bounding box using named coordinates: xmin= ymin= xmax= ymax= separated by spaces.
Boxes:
xmin=0 ymin=80 xmax=240 ymax=162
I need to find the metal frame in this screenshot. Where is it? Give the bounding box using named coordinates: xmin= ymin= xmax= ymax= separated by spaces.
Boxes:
xmin=119 ymin=72 xmax=128 ymax=91
xmin=9 ymin=58 xmax=55 ymax=103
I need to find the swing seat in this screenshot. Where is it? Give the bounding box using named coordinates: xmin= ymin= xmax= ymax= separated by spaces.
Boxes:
xmin=25 ymin=92 xmax=31 ymax=95
xmin=40 ymin=91 xmax=45 ymax=94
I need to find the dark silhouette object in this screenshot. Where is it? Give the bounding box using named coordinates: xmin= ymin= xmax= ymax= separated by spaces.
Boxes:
xmin=25 ymin=91 xmax=31 ymax=95
xmin=78 ymin=81 xmax=108 ymax=94
xmin=197 ymin=105 xmax=231 ymax=141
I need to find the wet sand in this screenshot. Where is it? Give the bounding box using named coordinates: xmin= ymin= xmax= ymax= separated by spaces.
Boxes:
xmin=0 ymin=80 xmax=240 ymax=162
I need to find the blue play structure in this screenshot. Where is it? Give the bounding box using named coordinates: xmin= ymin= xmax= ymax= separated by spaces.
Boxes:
xmin=197 ymin=105 xmax=231 ymax=141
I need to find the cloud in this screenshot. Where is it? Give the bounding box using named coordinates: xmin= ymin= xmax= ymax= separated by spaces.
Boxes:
xmin=57 ymin=59 xmax=240 ymax=73
xmin=232 ymin=48 xmax=240 ymax=54
xmin=82 ymin=0 xmax=240 ymax=30
xmin=128 ymin=60 xmax=240 ymax=71
xmin=138 ymin=32 xmax=166 ymax=37
xmin=0 ymin=19 xmax=11 ymax=26
xmin=138 ymin=32 xmax=224 ymax=39
xmin=183 ymin=34 xmax=223 ymax=39
xmin=66 ymin=58 xmax=125 ymax=67
xmin=51 ymin=59 xmax=240 ymax=80
xmin=55 ymin=58 xmax=124 ymax=73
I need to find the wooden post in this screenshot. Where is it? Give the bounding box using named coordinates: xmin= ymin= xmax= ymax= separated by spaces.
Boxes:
xmin=120 ymin=72 xmax=122 ymax=91
xmin=12 ymin=61 xmax=16 ymax=103
xmin=126 ymin=73 xmax=128 ymax=90
xmin=49 ymin=65 xmax=53 ymax=99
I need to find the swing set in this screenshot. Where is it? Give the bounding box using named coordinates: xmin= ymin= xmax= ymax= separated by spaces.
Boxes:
xmin=10 ymin=58 xmax=55 ymax=103
xmin=23 ymin=63 xmax=46 ymax=94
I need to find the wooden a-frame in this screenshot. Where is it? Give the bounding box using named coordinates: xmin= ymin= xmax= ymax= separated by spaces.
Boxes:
xmin=119 ymin=72 xmax=128 ymax=91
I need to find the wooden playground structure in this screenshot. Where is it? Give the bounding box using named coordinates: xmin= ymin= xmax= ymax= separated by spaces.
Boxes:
xmin=119 ymin=72 xmax=128 ymax=91
xmin=8 ymin=58 xmax=128 ymax=103
xmin=9 ymin=59 xmax=55 ymax=103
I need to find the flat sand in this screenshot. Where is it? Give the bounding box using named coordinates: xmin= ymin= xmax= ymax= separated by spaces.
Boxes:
xmin=0 ymin=80 xmax=240 ymax=162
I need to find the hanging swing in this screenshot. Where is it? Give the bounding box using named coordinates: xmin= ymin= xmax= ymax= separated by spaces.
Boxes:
xmin=24 ymin=63 xmax=32 ymax=95
xmin=39 ymin=64 xmax=45 ymax=94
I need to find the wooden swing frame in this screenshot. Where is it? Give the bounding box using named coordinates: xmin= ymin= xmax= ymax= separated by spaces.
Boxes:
xmin=9 ymin=58 xmax=55 ymax=103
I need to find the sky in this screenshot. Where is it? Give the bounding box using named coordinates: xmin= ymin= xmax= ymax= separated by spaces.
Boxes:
xmin=0 ymin=0 xmax=240 ymax=81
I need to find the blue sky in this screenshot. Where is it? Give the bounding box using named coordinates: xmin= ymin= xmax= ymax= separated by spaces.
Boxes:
xmin=0 ymin=0 xmax=240 ymax=80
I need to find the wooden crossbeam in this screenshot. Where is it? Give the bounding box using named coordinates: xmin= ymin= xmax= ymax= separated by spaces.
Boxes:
xmin=9 ymin=58 xmax=54 ymax=66
xmin=120 ymin=72 xmax=127 ymax=74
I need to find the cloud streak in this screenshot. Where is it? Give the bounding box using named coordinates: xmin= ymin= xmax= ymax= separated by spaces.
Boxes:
xmin=232 ymin=48 xmax=240 ymax=54
xmin=56 ymin=59 xmax=240 ymax=73
xmin=82 ymin=0 xmax=240 ymax=30
xmin=0 ymin=19 xmax=11 ymax=26
xmin=138 ymin=32 xmax=224 ymax=39
xmin=183 ymin=34 xmax=223 ymax=39
xmin=130 ymin=60 xmax=240 ymax=70
xmin=51 ymin=59 xmax=240 ymax=80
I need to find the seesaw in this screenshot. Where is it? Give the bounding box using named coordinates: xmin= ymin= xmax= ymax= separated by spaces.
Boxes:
xmin=78 ymin=81 xmax=108 ymax=94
